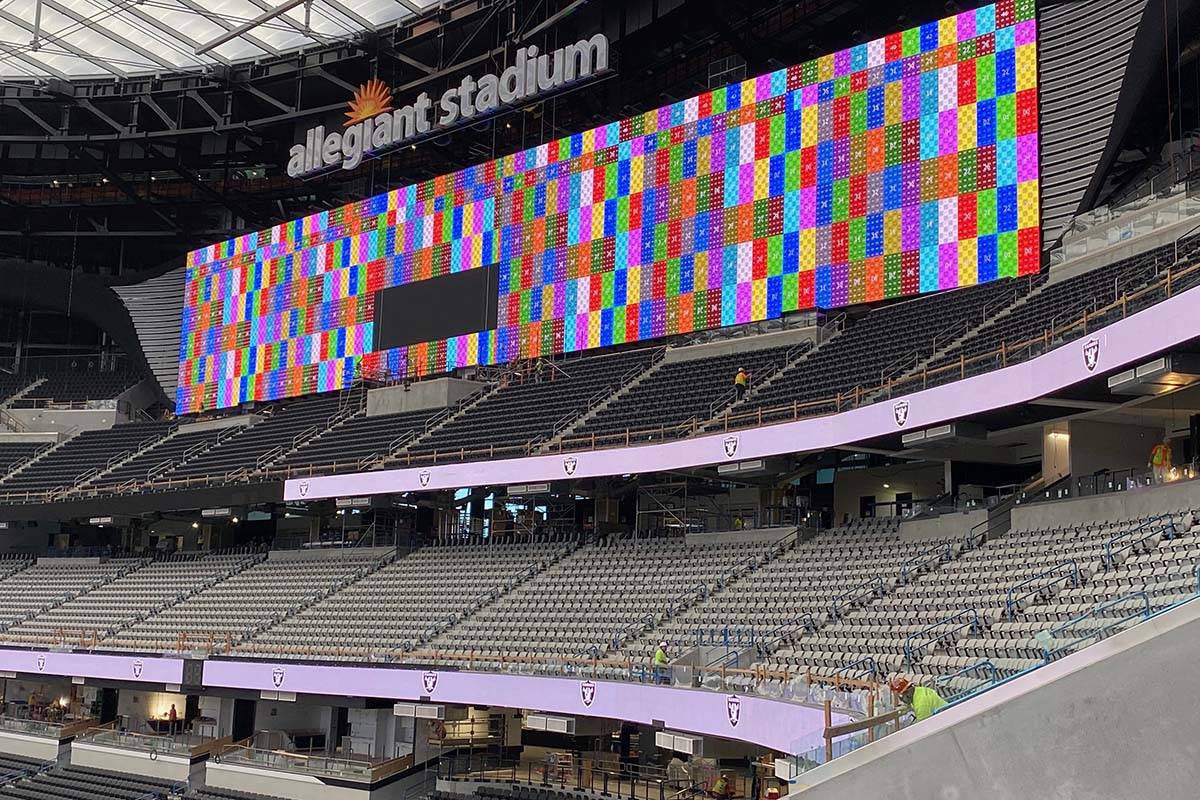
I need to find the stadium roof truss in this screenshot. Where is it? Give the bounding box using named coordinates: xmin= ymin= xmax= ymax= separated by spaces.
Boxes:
xmin=0 ymin=0 xmax=436 ymax=80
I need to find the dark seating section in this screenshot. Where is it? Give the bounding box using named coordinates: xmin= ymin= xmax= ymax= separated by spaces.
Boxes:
xmin=574 ymin=341 xmax=811 ymax=442
xmin=189 ymin=788 xmax=288 ymax=800
xmin=168 ymin=392 xmax=353 ymax=479
xmin=407 ymin=349 xmax=658 ymax=458
xmin=26 ymin=372 xmax=139 ymax=403
xmin=282 ymin=407 xmax=442 ymax=471
xmin=0 ymin=374 xmax=34 ymax=405
xmin=0 ymin=421 xmax=173 ymax=494
xmin=0 ymin=442 xmax=47 ymax=475
xmin=0 ymin=754 xmax=45 ymax=782
xmin=0 ymin=765 xmax=176 ymax=799
xmin=930 ymin=237 xmax=1200 ymax=373
xmin=97 ymin=426 xmax=233 ymax=487
xmin=741 ymin=277 xmax=1035 ymax=421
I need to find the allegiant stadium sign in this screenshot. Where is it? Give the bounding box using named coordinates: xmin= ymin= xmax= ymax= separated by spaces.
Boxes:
xmin=287 ymin=33 xmax=610 ymax=178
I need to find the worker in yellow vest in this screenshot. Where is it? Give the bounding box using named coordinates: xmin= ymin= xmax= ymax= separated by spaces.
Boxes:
xmin=889 ymin=677 xmax=947 ymax=722
xmin=733 ymin=368 xmax=748 ymax=400
xmin=1149 ymin=439 xmax=1173 ymax=484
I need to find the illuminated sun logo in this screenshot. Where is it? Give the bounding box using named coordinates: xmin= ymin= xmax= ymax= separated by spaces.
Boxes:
xmin=344 ymin=78 xmax=393 ymax=127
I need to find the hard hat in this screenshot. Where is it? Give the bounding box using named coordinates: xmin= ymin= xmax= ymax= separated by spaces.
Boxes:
xmin=659 ymin=641 xmax=668 ymax=648
xmin=888 ymin=676 xmax=911 ymax=694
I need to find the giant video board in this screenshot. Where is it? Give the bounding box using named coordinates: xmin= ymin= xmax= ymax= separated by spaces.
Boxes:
xmin=178 ymin=0 xmax=1039 ymax=414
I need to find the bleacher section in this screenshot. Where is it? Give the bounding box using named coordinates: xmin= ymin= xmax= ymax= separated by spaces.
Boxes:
xmin=426 ymin=537 xmax=774 ymax=663
xmin=0 ymin=443 xmax=46 ymax=476
xmin=280 ymin=407 xmax=441 ymax=472
xmin=407 ymin=349 xmax=657 ymax=459
xmin=927 ymin=237 xmax=1200 ymax=379
xmin=570 ymin=341 xmax=810 ymax=443
xmin=0 ymin=765 xmax=176 ymax=800
xmin=189 ymin=789 xmax=287 ymax=800
xmin=237 ymin=542 xmax=568 ymax=659
xmin=0 ymin=422 xmax=173 ymax=496
xmin=0 ymin=501 xmax=1191 ymax=693
xmin=166 ymin=392 xmax=357 ymax=480
xmin=95 ymin=426 xmax=239 ymax=488
xmin=3 ymin=553 xmax=257 ymax=646
xmin=736 ymin=277 xmax=1037 ymax=422
xmin=23 ymin=373 xmax=139 ymax=404
xmin=101 ymin=551 xmax=381 ymax=652
xmin=0 ymin=754 xmax=45 ymax=782
xmin=0 ymin=558 xmax=136 ymax=631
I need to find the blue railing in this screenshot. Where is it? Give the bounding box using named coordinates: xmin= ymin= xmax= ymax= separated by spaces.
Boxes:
xmin=830 ymin=577 xmax=886 ymax=621
xmin=934 ymin=659 xmax=1000 ymax=703
xmin=763 ymin=613 xmax=817 ymax=647
xmin=899 ymin=541 xmax=954 ymax=583
xmin=694 ymin=625 xmax=757 ymax=649
xmin=829 ymin=656 xmax=880 ymax=683
xmin=1102 ymin=515 xmax=1176 ymax=570
xmin=1040 ymin=590 xmax=1152 ymax=661
xmin=903 ymin=608 xmax=980 ymax=671
xmin=1004 ymin=560 xmax=1081 ymax=618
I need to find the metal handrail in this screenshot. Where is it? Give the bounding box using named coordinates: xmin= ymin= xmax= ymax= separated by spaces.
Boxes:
xmin=829 ymin=577 xmax=886 ymax=621
xmin=899 ymin=541 xmax=954 ymax=583
xmin=829 ymin=656 xmax=881 ymax=683
xmin=902 ymin=608 xmax=980 ymax=671
xmin=1004 ymin=560 xmax=1081 ymax=618
xmin=1102 ymin=515 xmax=1175 ymax=570
xmin=1041 ymin=590 xmax=1152 ymax=661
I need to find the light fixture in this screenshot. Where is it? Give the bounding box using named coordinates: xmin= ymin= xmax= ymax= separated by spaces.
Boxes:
xmin=231 ymin=516 xmax=239 ymax=524
xmin=506 ymin=121 xmax=512 ymax=128
xmin=191 ymin=521 xmax=199 ymax=529
xmin=883 ymin=483 xmax=890 ymax=489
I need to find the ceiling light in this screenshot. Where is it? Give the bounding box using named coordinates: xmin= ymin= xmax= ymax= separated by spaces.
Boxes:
xmin=231 ymin=516 xmax=238 ymax=524
xmin=883 ymin=483 xmax=890 ymax=489
xmin=191 ymin=521 xmax=199 ymax=529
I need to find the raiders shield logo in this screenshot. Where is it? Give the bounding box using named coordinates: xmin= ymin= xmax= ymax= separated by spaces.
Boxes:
xmin=36 ymin=655 xmax=45 ymax=672
xmin=893 ymin=400 xmax=910 ymax=428
xmin=298 ymin=480 xmax=310 ymax=498
xmin=422 ymin=671 xmax=438 ymax=694
xmin=580 ymin=680 xmax=596 ymax=707
xmin=418 ymin=469 xmax=431 ymax=487
xmin=1083 ymin=338 xmax=1100 ymax=372
xmin=563 ymin=457 xmax=577 ymax=476
xmin=723 ymin=435 xmax=739 ymax=458
xmin=131 ymin=659 xmax=143 ymax=679
xmin=726 ymin=694 xmax=741 ymax=727
xmin=271 ymin=667 xmax=285 ymax=688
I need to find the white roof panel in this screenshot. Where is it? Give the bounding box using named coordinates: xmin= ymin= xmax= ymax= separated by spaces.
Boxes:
xmin=0 ymin=0 xmax=439 ymax=79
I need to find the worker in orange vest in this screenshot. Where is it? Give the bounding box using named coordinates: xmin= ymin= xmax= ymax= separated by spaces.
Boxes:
xmin=1149 ymin=439 xmax=1173 ymax=484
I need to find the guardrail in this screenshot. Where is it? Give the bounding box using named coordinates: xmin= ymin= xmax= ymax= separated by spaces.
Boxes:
xmin=1102 ymin=515 xmax=1175 ymax=570
xmin=899 ymin=541 xmax=954 ymax=583
xmin=902 ymin=608 xmax=981 ymax=671
xmin=829 ymin=577 xmax=886 ymax=622
xmin=1004 ymin=560 xmax=1082 ymax=619
xmin=1040 ymin=591 xmax=1152 ymax=661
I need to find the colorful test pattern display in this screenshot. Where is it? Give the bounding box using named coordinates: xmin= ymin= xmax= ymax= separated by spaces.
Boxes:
xmin=178 ymin=0 xmax=1039 ymax=414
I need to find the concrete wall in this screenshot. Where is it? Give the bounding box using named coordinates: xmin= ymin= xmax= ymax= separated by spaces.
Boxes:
xmin=0 ymin=730 xmax=64 ymax=762
xmin=206 ymin=760 xmax=369 ymax=800
xmin=1068 ymin=419 xmax=1162 ymax=482
xmin=7 ymin=408 xmax=116 ymax=434
xmin=791 ymin=597 xmax=1200 ymax=799
xmin=1012 ymin=476 xmax=1200 ymax=531
xmin=70 ymin=741 xmax=195 ymax=783
xmin=662 ymin=326 xmax=820 ymax=363
xmin=899 ymin=508 xmax=986 ymax=542
xmin=832 ymin=463 xmax=945 ymax=523
xmin=367 ymin=378 xmax=483 ymax=417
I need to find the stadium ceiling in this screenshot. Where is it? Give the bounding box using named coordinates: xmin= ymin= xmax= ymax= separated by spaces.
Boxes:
xmin=0 ymin=0 xmax=437 ymax=79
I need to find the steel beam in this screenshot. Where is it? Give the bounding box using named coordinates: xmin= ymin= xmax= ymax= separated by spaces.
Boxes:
xmin=0 ymin=8 xmax=131 ymax=78
xmin=197 ymin=0 xmax=309 ymax=55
